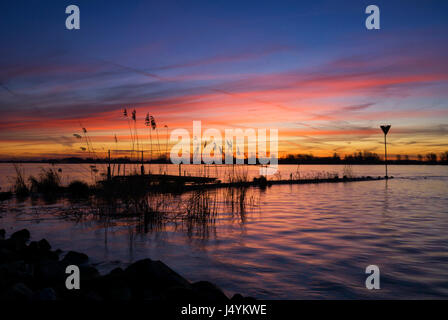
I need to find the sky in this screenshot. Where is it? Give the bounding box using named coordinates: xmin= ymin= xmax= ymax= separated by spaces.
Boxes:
xmin=0 ymin=0 xmax=447 ymax=160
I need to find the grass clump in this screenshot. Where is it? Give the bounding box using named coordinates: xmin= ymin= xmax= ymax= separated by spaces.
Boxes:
xmin=67 ymin=180 xmax=90 ymax=198
xmin=29 ymin=168 xmax=62 ymax=194
xmin=12 ymin=164 xmax=30 ymax=196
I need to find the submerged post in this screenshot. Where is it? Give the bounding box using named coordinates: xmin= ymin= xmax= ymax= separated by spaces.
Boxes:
xmin=141 ymin=150 xmax=145 ymax=175
xmin=107 ymin=150 xmax=111 ymax=180
xmin=380 ymin=125 xmax=391 ymax=179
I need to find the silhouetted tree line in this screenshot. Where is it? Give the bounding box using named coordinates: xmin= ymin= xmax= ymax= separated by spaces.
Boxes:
xmin=2 ymin=151 xmax=447 ymax=165
xmin=280 ymin=151 xmax=448 ymax=165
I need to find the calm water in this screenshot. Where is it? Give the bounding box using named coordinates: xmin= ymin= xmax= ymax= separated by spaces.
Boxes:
xmin=1 ymin=164 xmax=448 ymax=299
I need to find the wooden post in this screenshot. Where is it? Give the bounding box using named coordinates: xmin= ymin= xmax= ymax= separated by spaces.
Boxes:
xmin=384 ymin=134 xmax=388 ymax=178
xmin=107 ymin=150 xmax=111 ymax=180
xmin=141 ymin=150 xmax=145 ymax=175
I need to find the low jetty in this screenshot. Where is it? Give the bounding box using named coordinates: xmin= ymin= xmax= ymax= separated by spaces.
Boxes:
xmin=2 ymin=169 xmax=392 ymax=200
xmin=0 ymin=229 xmax=253 ymax=301
xmin=111 ymin=173 xmax=217 ymax=185
xmin=181 ymin=175 xmax=393 ymax=192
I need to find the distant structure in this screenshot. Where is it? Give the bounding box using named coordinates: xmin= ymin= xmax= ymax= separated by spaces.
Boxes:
xmin=380 ymin=125 xmax=391 ymax=178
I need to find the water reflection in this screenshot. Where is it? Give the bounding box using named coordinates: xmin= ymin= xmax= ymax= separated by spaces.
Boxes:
xmin=1 ymin=166 xmax=448 ymax=299
xmin=382 ymin=179 xmax=390 ymax=215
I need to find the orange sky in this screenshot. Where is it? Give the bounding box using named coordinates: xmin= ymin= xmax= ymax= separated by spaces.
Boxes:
xmin=1 ymin=2 xmax=447 ymax=160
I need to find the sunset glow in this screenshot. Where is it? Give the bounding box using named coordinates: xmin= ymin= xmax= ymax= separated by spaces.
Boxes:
xmin=1 ymin=0 xmax=447 ymax=160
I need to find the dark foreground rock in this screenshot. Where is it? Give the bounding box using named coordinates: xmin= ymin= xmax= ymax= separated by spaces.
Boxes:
xmin=0 ymin=229 xmax=253 ymax=301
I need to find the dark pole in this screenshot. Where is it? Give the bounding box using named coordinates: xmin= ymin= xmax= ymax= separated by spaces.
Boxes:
xmin=107 ymin=150 xmax=111 ymax=180
xmin=141 ymin=150 xmax=144 ymax=176
xmin=380 ymin=125 xmax=391 ymax=179
xmin=384 ymin=133 xmax=388 ymax=178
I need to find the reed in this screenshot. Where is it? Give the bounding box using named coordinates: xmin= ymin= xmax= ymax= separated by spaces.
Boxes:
xmin=28 ymin=167 xmax=62 ymax=194
xmin=12 ymin=163 xmax=29 ymax=196
xmin=67 ymin=180 xmax=90 ymax=198
xmin=183 ymin=189 xmax=218 ymax=222
xmin=123 ymin=108 xmax=136 ymax=160
xmin=343 ymin=164 xmax=354 ymax=179
xmin=145 ymin=113 xmax=153 ymax=161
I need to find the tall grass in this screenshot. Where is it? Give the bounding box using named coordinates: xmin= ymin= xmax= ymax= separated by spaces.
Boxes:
xmin=343 ymin=164 xmax=354 ymax=178
xmin=28 ymin=168 xmax=62 ymax=194
xmin=12 ymin=164 xmax=29 ymax=196
xmin=183 ymin=189 xmax=218 ymax=221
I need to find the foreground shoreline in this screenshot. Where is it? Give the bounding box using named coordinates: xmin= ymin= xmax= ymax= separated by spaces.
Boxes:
xmin=0 ymin=229 xmax=253 ymax=301
xmin=0 ymin=174 xmax=393 ymax=202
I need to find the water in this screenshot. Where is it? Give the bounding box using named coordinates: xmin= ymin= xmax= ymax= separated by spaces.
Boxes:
xmin=1 ymin=164 xmax=448 ymax=299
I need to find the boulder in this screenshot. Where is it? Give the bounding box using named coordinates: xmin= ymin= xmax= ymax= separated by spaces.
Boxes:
xmin=10 ymin=229 xmax=30 ymax=242
xmin=231 ymin=293 xmax=244 ymax=301
xmin=0 ymin=260 xmax=33 ymax=285
xmin=0 ymin=248 xmax=14 ymax=264
xmin=34 ymin=287 xmax=57 ymax=301
xmin=20 ymin=241 xmax=59 ymax=263
xmin=9 ymin=282 xmax=34 ymax=300
xmin=84 ymin=267 xmax=129 ymax=300
xmin=84 ymin=290 xmax=104 ymax=301
xmin=108 ymin=285 xmax=132 ymax=300
xmin=34 ymin=260 xmax=66 ymax=285
xmin=192 ymin=281 xmax=229 ymax=302
xmin=79 ymin=265 xmax=100 ymax=281
xmin=37 ymin=239 xmax=51 ymax=251
xmin=124 ymin=259 xmax=191 ymax=293
xmin=230 ymin=293 xmax=256 ymax=302
xmin=1 ymin=238 xmax=27 ymax=251
xmin=161 ymin=285 xmax=200 ymax=301
xmin=62 ymin=251 xmax=89 ymax=265
xmin=109 ymin=267 xmax=124 ymax=276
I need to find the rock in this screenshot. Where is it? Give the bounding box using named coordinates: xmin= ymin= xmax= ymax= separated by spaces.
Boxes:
xmin=37 ymin=239 xmax=51 ymax=251
xmin=20 ymin=241 xmax=58 ymax=263
xmin=231 ymin=293 xmax=244 ymax=301
xmin=34 ymin=260 xmax=66 ymax=285
xmin=109 ymin=267 xmax=124 ymax=276
xmin=161 ymin=286 xmax=200 ymax=301
xmin=0 ymin=231 xmax=252 ymax=302
xmin=28 ymin=241 xmax=38 ymax=251
xmin=9 ymin=282 xmax=34 ymax=300
xmin=84 ymin=290 xmax=104 ymax=301
xmin=0 ymin=260 xmax=33 ymax=286
xmin=142 ymin=288 xmax=157 ymax=301
xmin=125 ymin=259 xmax=191 ymax=293
xmin=10 ymin=229 xmax=30 ymax=242
xmin=108 ymin=286 xmax=132 ymax=300
xmin=1 ymin=238 xmax=27 ymax=251
xmin=34 ymin=287 xmax=57 ymax=301
xmin=79 ymin=265 xmax=100 ymax=281
xmin=192 ymin=281 xmax=229 ymax=302
xmin=62 ymin=251 xmax=89 ymax=265
xmin=85 ymin=267 xmax=130 ymax=300
xmin=3 ymin=230 xmax=31 ymax=252
xmin=230 ymin=293 xmax=256 ymax=302
xmin=0 ymin=248 xmax=14 ymax=264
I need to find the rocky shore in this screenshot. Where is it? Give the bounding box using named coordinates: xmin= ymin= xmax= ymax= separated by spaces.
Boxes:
xmin=0 ymin=229 xmax=253 ymax=301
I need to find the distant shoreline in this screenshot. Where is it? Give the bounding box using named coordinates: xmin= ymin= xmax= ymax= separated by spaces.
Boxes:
xmin=0 ymin=160 xmax=446 ymax=165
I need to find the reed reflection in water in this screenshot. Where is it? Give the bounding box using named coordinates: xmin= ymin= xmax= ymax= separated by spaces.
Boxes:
xmin=1 ymin=165 xmax=448 ymax=299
